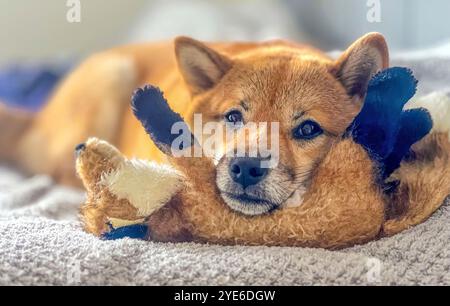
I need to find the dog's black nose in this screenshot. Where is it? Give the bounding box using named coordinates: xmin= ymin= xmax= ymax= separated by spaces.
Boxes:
xmin=229 ymin=157 xmax=269 ymax=189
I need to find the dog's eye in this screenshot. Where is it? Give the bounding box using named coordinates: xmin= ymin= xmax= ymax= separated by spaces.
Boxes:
xmin=293 ymin=120 xmax=323 ymax=140
xmin=225 ymin=110 xmax=243 ymax=124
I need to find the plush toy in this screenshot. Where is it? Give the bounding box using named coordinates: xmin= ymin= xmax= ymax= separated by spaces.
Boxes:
xmin=76 ymin=67 xmax=450 ymax=249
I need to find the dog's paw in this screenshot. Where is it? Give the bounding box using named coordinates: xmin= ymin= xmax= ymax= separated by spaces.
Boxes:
xmin=347 ymin=67 xmax=432 ymax=179
xmin=131 ymin=85 xmax=195 ymax=154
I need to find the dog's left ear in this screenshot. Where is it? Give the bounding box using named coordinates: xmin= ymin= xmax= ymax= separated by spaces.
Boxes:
xmin=175 ymin=36 xmax=233 ymax=95
xmin=332 ymin=32 xmax=389 ymax=101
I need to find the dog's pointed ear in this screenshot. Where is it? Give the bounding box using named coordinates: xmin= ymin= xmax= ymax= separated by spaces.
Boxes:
xmin=331 ymin=33 xmax=389 ymax=101
xmin=175 ymin=36 xmax=232 ymax=95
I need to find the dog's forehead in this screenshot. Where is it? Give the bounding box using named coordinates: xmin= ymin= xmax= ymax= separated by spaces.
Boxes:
xmin=235 ymin=57 xmax=352 ymax=118
xmin=239 ymin=58 xmax=341 ymax=101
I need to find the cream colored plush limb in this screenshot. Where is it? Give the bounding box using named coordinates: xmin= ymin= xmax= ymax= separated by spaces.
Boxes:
xmin=408 ymin=91 xmax=450 ymax=140
xmin=100 ymin=158 xmax=184 ymax=218
xmin=76 ymin=137 xmax=185 ymax=235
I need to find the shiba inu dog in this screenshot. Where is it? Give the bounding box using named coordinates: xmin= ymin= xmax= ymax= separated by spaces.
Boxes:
xmin=0 ymin=32 xmax=390 ymax=211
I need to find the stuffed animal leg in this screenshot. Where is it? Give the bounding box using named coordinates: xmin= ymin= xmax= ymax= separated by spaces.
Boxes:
xmin=76 ymin=137 xmax=184 ymax=239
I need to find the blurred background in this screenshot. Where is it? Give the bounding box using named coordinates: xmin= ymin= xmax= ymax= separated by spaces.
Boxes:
xmin=0 ymin=0 xmax=449 ymax=109
xmin=1 ymin=0 xmax=450 ymax=65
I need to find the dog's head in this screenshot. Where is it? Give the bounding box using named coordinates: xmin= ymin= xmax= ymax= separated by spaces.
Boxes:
xmin=174 ymin=33 xmax=389 ymax=216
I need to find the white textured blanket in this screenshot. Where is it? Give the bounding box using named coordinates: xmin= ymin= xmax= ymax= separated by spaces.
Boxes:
xmin=1 ymin=57 xmax=450 ymax=285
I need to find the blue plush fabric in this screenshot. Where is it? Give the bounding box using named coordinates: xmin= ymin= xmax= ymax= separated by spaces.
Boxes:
xmin=348 ymin=67 xmax=433 ymax=179
xmin=383 ymin=108 xmax=433 ymax=177
xmin=0 ymin=65 xmax=69 ymax=111
xmin=102 ymin=224 xmax=149 ymax=241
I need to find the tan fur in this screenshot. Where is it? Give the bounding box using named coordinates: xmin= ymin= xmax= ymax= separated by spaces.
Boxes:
xmin=0 ymin=104 xmax=33 ymax=161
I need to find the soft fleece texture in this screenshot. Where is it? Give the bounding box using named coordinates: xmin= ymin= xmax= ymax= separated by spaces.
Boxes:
xmin=1 ymin=57 xmax=450 ymax=286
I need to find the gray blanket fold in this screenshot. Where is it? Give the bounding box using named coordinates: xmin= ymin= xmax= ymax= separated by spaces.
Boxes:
xmin=1 ymin=57 xmax=449 ymax=285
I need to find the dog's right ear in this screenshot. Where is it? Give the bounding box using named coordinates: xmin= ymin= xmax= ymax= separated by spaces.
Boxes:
xmin=332 ymin=33 xmax=389 ymax=103
xmin=175 ymin=36 xmax=233 ymax=95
